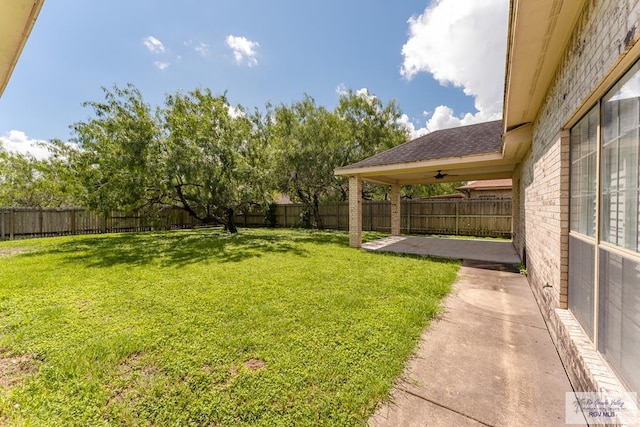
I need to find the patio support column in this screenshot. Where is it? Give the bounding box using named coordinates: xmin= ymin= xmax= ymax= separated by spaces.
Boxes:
xmin=390 ymin=183 xmax=401 ymax=236
xmin=348 ymin=175 xmax=362 ymax=248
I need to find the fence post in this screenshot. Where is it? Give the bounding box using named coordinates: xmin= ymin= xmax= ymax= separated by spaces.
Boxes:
xmin=455 ymin=201 xmax=459 ymax=235
xmin=0 ymin=210 xmax=4 ymax=240
xmin=10 ymin=209 xmax=15 ymax=240
xmin=70 ymin=209 xmax=76 ymax=235
xmin=406 ymin=200 xmax=411 ymax=234
xmin=38 ymin=208 xmax=44 ymax=237
xmin=283 ymin=205 xmax=287 ymax=228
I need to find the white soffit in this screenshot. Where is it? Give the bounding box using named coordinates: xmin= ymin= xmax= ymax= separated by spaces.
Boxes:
xmin=503 ymin=0 xmax=583 ymax=132
xmin=0 ymin=0 xmax=45 ymax=97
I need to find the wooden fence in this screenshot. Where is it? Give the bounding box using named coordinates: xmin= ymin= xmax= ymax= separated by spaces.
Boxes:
xmin=235 ymin=199 xmax=512 ymax=238
xmin=0 ymin=199 xmax=512 ymax=241
xmin=0 ymin=207 xmax=199 ymax=240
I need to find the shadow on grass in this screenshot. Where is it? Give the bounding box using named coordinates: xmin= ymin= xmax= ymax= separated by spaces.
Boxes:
xmin=18 ymin=228 xmax=444 ymax=269
xmin=30 ymin=228 xmax=345 ymax=268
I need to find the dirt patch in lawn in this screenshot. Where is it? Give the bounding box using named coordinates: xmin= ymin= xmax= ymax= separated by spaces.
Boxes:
xmin=243 ymin=359 xmax=266 ymax=371
xmin=115 ymin=352 xmax=161 ymax=383
xmin=0 ymin=349 xmax=40 ymax=389
xmin=220 ymin=359 xmax=267 ymax=387
xmin=0 ymin=248 xmax=30 ymax=259
xmin=108 ymin=353 xmax=164 ymax=405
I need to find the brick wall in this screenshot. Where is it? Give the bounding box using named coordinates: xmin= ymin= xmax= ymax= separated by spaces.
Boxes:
xmin=348 ymin=176 xmax=362 ymax=248
xmin=512 ymin=163 xmax=524 ymax=260
xmin=517 ymin=0 xmax=640 ymax=402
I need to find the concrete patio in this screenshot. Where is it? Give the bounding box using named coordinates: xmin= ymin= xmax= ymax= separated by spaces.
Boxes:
xmin=362 ymin=236 xmax=521 ymax=265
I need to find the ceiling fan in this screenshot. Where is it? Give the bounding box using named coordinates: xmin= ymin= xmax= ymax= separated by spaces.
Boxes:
xmin=433 ymin=170 xmax=461 ymax=180
xmin=434 ymin=170 xmax=447 ymax=180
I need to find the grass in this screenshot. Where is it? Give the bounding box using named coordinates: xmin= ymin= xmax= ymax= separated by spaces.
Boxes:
xmin=0 ymin=228 xmax=460 ymax=426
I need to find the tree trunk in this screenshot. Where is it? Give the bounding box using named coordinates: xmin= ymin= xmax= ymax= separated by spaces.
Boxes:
xmin=312 ymin=194 xmax=323 ymax=230
xmin=225 ymin=208 xmax=238 ymax=233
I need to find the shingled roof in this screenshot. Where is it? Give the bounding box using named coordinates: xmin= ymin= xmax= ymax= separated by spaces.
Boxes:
xmin=338 ymin=120 xmax=503 ymax=171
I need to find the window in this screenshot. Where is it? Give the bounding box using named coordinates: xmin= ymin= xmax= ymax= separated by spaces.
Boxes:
xmin=569 ymin=105 xmax=598 ymax=338
xmin=569 ymin=61 xmax=640 ymax=394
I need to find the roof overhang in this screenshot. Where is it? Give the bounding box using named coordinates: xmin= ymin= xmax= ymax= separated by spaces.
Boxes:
xmin=334 ymin=121 xmax=530 ymax=186
xmin=503 ymin=0 xmax=584 ymax=132
xmin=0 ymin=0 xmax=45 ymax=98
xmin=334 ymin=150 xmax=517 ymax=185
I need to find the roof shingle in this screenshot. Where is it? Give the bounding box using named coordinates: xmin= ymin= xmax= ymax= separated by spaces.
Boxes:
xmin=339 ymin=120 xmax=503 ymax=170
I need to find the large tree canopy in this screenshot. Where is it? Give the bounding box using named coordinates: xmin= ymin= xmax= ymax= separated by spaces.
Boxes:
xmin=271 ymin=95 xmax=345 ymax=228
xmin=68 ymin=84 xmax=161 ymax=214
xmin=272 ymin=90 xmax=410 ymax=228
xmin=162 ymin=88 xmax=271 ymax=232
xmin=67 ymin=85 xmax=272 ymax=232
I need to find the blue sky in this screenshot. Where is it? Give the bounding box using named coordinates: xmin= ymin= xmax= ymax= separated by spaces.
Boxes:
xmin=0 ymin=0 xmax=508 ymax=158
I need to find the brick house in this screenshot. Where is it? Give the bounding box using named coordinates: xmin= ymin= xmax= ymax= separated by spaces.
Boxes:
xmin=456 ymin=179 xmax=512 ymax=200
xmin=337 ymin=0 xmax=640 ymax=403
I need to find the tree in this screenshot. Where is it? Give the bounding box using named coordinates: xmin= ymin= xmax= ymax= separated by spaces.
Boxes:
xmin=68 ymin=84 xmax=162 ymax=214
xmin=335 ymin=88 xmax=407 ymax=164
xmin=0 ymin=144 xmax=82 ymax=208
xmin=162 ymin=88 xmax=271 ymax=232
xmin=334 ymin=88 xmax=409 ymax=201
xmin=67 ymin=84 xmax=272 ymax=233
xmin=272 ymin=95 xmax=344 ymax=229
xmin=272 ymin=90 xmax=410 ymax=228
xmin=401 ymin=183 xmax=465 ymax=199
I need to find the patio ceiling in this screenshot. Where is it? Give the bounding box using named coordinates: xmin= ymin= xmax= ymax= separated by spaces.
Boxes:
xmin=0 ymin=0 xmax=45 ymax=98
xmin=335 ymin=0 xmax=585 ymax=186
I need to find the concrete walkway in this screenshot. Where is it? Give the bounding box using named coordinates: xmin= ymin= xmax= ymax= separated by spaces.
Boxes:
xmin=369 ymin=259 xmax=585 ymax=426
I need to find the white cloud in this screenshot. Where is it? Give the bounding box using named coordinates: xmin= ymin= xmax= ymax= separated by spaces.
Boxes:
xmin=225 ymin=35 xmax=259 ymax=67
xmin=143 ymin=36 xmax=166 ymax=54
xmin=154 ymin=61 xmax=170 ymax=70
xmin=397 ymin=114 xmax=428 ymax=139
xmin=0 ymin=130 xmax=53 ymax=160
xmin=195 ymin=42 xmax=210 ymax=56
xmin=183 ymin=40 xmax=210 ymax=57
xmin=227 ymin=105 xmax=245 ymax=119
xmin=401 ymin=0 xmax=508 ymax=132
xmin=336 ymin=85 xmax=378 ymax=104
xmin=354 ymin=88 xmax=377 ymax=104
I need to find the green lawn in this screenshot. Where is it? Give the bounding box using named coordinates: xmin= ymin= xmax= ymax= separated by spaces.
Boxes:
xmin=0 ymin=228 xmax=459 ymax=426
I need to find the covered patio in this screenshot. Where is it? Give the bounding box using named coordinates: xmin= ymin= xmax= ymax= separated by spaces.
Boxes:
xmin=362 ymin=235 xmax=521 ymax=265
xmin=335 ymin=120 xmax=531 ymax=250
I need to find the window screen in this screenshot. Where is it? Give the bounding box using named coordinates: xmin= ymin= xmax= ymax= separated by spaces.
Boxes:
xmin=598 ymin=249 xmax=640 ymax=394
xmin=601 ymin=63 xmax=640 ymax=253
xmin=570 ymin=106 xmax=598 ymax=237
xmin=568 ymin=236 xmax=595 ymax=338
